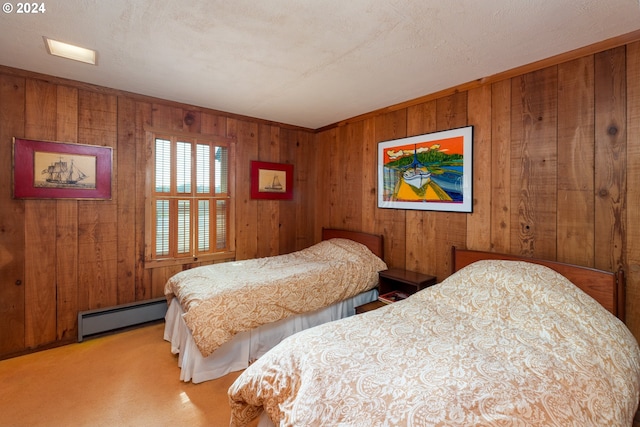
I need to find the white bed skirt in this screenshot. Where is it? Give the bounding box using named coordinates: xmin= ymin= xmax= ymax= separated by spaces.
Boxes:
xmin=163 ymin=288 xmax=378 ymax=383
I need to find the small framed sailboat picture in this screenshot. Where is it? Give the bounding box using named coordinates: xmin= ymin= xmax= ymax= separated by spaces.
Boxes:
xmin=250 ymin=161 xmax=293 ymax=200
xmin=12 ymin=138 xmax=112 ymax=200
xmin=377 ymin=126 xmax=473 ymax=212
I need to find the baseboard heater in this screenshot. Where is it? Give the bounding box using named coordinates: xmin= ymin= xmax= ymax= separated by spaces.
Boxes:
xmin=78 ymin=297 xmax=168 ymax=342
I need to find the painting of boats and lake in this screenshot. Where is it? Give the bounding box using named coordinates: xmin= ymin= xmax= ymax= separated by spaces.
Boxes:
xmin=377 ymin=126 xmax=473 ymax=213
xmin=34 ymin=151 xmax=97 ymax=190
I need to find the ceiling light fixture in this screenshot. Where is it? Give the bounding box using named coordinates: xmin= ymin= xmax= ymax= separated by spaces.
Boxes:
xmin=44 ymin=37 xmax=97 ymax=65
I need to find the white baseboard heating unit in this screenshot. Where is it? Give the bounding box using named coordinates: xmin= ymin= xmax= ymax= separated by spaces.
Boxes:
xmin=78 ymin=297 xmax=168 ymax=342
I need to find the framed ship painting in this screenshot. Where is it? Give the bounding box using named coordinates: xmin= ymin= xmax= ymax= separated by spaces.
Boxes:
xmin=377 ymin=126 xmax=473 ymax=212
xmin=250 ymin=161 xmax=293 ymax=200
xmin=12 ymin=138 xmax=112 ymax=200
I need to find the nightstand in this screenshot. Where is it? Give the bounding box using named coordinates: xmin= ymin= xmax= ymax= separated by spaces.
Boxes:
xmin=355 ymin=300 xmax=385 ymax=314
xmin=355 ymin=268 xmax=437 ymax=314
xmin=378 ymin=268 xmax=437 ymax=296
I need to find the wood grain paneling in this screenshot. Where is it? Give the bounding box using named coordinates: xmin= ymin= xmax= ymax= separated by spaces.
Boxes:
xmin=316 ymin=39 xmax=640 ymax=346
xmin=234 ymin=119 xmax=259 ymax=260
xmin=510 ymin=67 xmax=558 ymax=259
xmin=373 ymin=110 xmax=407 ymax=269
xmin=490 ymin=79 xmax=511 ymax=253
xmin=291 ymin=129 xmax=315 ymax=251
xmin=405 ymin=101 xmax=437 ymax=276
xmin=557 ymin=57 xmax=595 ymax=267
xmin=0 ymin=67 xmax=314 ymax=358
xmin=135 ymin=101 xmax=153 ymax=300
xmin=594 ymin=47 xmax=627 ymax=273
xmin=314 ymin=128 xmax=335 ymax=242
xmin=116 ymin=97 xmax=137 ymax=304
xmin=279 ymin=128 xmax=297 ymax=254
xmin=78 ymin=91 xmax=118 ymax=311
xmin=4 ymin=31 xmax=640 ymax=357
xmin=625 ymin=41 xmax=640 ymax=337
xmin=257 ymin=124 xmax=280 ymax=257
xmin=24 ymin=201 xmax=57 ymax=347
xmin=0 ymin=75 xmax=26 ymax=355
xmin=337 ymin=122 xmax=364 ymax=232
xmin=55 ymin=85 xmax=79 ymax=341
xmin=466 ymin=85 xmax=492 ymax=252
xmin=24 ymin=80 xmax=57 ymax=348
xmin=432 ymin=93 xmax=468 ymax=280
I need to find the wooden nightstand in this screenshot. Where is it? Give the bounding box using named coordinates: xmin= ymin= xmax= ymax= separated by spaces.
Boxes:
xmin=355 ymin=300 xmax=385 ymax=314
xmin=378 ymin=268 xmax=437 ymax=295
xmin=355 ymin=268 xmax=437 ymax=314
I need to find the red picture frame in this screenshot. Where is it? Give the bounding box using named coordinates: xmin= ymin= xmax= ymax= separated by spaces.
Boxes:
xmin=250 ymin=161 xmax=293 ymax=200
xmin=12 ymin=138 xmax=112 ymax=200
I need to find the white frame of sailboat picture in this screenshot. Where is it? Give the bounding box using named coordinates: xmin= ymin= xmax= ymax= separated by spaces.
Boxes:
xmin=12 ymin=138 xmax=112 ymax=200
xmin=377 ymin=126 xmax=473 ymax=213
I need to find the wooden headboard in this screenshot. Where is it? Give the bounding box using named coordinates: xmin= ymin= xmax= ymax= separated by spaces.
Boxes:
xmin=452 ymin=247 xmax=625 ymax=322
xmin=322 ymin=228 xmax=384 ymax=259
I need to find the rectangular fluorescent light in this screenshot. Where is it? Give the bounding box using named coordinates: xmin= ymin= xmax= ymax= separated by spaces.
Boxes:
xmin=44 ymin=37 xmax=96 ymax=65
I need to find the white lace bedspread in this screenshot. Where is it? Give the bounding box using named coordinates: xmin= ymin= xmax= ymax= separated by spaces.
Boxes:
xmin=229 ymin=260 xmax=640 ymax=426
xmin=164 ymin=238 xmax=387 ymax=357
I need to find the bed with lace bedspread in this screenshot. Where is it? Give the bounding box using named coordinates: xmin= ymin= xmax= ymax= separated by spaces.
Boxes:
xmin=164 ymin=237 xmax=387 ymax=358
xmin=228 ymin=259 xmax=640 ymax=426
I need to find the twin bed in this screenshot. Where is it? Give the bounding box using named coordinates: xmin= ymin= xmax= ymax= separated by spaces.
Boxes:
xmin=163 ymin=228 xmax=386 ymax=383
xmin=163 ymin=231 xmax=640 ymax=426
xmin=228 ymin=248 xmax=640 ymax=426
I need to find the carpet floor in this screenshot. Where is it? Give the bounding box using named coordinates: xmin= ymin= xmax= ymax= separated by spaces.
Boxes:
xmin=0 ymin=323 xmax=257 ymax=427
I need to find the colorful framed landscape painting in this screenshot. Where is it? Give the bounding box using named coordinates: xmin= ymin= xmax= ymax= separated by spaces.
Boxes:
xmin=377 ymin=126 xmax=473 ymax=212
xmin=13 ymin=138 xmax=112 ymax=200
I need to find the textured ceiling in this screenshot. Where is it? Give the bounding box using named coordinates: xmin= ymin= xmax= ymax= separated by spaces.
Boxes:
xmin=1 ymin=0 xmax=640 ymax=129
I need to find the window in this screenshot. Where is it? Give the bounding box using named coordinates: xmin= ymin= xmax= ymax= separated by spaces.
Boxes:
xmin=146 ymin=132 xmax=235 ymax=266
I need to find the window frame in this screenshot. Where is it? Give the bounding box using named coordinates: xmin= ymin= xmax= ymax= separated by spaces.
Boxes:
xmin=144 ymin=129 xmax=236 ymax=268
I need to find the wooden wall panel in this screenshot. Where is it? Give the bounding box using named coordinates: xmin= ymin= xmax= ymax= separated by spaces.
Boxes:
xmin=135 ymin=101 xmax=153 ymax=300
xmin=314 ymin=129 xmax=335 ymax=241
xmin=55 ymin=85 xmax=79 ymax=341
xmin=77 ymin=91 xmax=118 ymax=311
xmin=116 ymin=97 xmax=137 ymax=304
xmin=490 ymin=80 xmax=512 ymax=253
xmin=257 ymin=124 xmax=280 ymax=257
xmin=327 ymin=126 xmax=342 ymax=229
xmin=201 ymin=113 xmax=227 ymax=137
xmin=510 ymin=67 xmax=558 ymax=259
xmin=594 ymin=47 xmax=627 ymax=273
xmin=337 ymin=122 xmax=364 ymax=232
xmin=405 ymin=102 xmax=437 ymax=275
xmin=626 ymin=41 xmax=640 ymax=336
xmin=55 ymin=201 xmax=78 ymax=341
xmin=432 ymin=93 xmax=468 ymax=280
xmin=0 ymin=75 xmax=26 ymax=354
xmin=0 ymin=66 xmax=314 ymax=357
xmin=234 ymin=119 xmax=259 ymax=260
xmin=374 ymin=110 xmax=407 ymax=269
xmin=152 ymin=104 xmax=186 ymax=132
xmin=557 ymin=57 xmax=595 ymax=266
xmin=291 ymin=129 xmax=315 ymax=251
xmin=24 ymin=79 xmax=57 ymax=348
xmin=24 ymin=202 xmax=57 ymax=347
xmin=466 ymin=85 xmax=492 ymax=252
xmin=360 ymin=118 xmax=377 ymax=236
xmin=4 ymin=32 xmax=640 ymax=356
xmin=279 ymin=128 xmax=297 ymax=254
xmin=314 ymin=42 xmax=640 ymax=345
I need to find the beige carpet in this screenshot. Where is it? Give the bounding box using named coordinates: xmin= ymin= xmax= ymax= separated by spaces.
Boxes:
xmin=0 ymin=323 xmax=257 ymax=427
